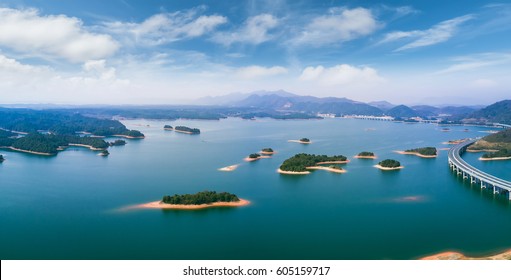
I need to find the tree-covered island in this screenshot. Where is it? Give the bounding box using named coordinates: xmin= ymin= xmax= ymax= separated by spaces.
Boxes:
xmin=300 ymin=138 xmax=310 ymax=143
xmin=400 ymin=147 xmax=438 ymax=157
xmin=162 ymin=191 xmax=239 ymax=205
xmin=355 ymin=151 xmax=376 ymax=159
xmin=260 ymin=148 xmax=275 ymax=154
xmin=163 ymin=125 xmax=173 ymax=130
xmin=108 ymin=140 xmax=127 ymax=146
xmin=245 ymin=153 xmax=263 ymax=161
xmin=279 ymin=153 xmax=348 ymax=173
xmin=376 ymin=159 xmax=403 ymax=170
xmin=0 ymin=154 xmax=4 ymax=162
xmin=174 ymin=126 xmax=201 ymax=134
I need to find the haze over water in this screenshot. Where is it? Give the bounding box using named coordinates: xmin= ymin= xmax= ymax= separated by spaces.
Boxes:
xmin=1 ymin=118 xmax=510 ymax=259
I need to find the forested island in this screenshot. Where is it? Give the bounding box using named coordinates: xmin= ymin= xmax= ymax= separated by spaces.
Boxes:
xmin=0 ymin=108 xmax=143 ymax=138
xmin=260 ymin=148 xmax=275 ymax=155
xmin=469 ymin=129 xmax=511 ymax=160
xmin=108 ymin=140 xmax=126 ymax=146
xmin=0 ymin=133 xmax=109 ymax=155
xmin=398 ymin=147 xmax=437 ymax=158
xmin=355 ymin=151 xmax=376 ymax=159
xmin=163 ymin=125 xmax=173 ymax=130
xmin=174 ymin=126 xmax=200 ymax=134
xmin=375 ymin=159 xmax=403 ymax=170
xmin=245 ymin=153 xmax=267 ymax=162
xmin=288 ymin=138 xmax=311 ymax=144
xmin=279 ymin=153 xmax=348 ymax=174
xmin=135 ymin=191 xmax=250 ymax=210
xmin=0 ymin=154 xmax=4 ymax=162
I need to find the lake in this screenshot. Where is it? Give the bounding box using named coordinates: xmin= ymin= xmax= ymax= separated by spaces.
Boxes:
xmin=1 ymin=118 xmax=510 ymax=259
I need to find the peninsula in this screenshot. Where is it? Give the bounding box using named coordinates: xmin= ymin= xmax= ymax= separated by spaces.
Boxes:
xmin=354 ymin=151 xmax=376 ymax=159
xmin=279 ymin=153 xmax=348 ymax=174
xmin=469 ymin=129 xmax=511 ymax=160
xmin=136 ymin=191 xmax=250 ymax=210
xmin=375 ymin=159 xmax=403 ymax=170
xmin=396 ymin=147 xmax=437 ymax=158
xmin=1 ymin=133 xmax=110 ymax=155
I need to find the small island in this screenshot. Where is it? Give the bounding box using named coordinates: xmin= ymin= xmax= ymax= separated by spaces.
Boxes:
xmin=442 ymin=138 xmax=469 ymax=145
xmin=218 ymin=164 xmax=239 ymax=172
xmin=108 ymin=139 xmax=126 ymax=146
xmin=0 ymin=154 xmax=4 ymax=162
xmin=98 ymin=150 xmax=109 ymax=156
xmin=245 ymin=153 xmax=262 ymax=162
xmin=163 ymin=125 xmax=173 ymax=131
xmin=354 ymin=151 xmax=376 ymax=159
xmin=136 ymin=191 xmax=250 ymax=210
xmin=260 ymin=148 xmax=275 ymax=155
xmin=397 ymin=147 xmax=437 ymax=158
xmin=288 ymin=138 xmax=311 ymax=144
xmin=279 ymin=153 xmax=348 ymax=174
xmin=174 ymin=126 xmax=200 ymax=134
xmin=375 ymin=159 xmax=403 ymax=170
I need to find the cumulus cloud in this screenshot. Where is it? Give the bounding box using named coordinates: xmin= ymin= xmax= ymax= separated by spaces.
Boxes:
xmin=299 ymin=64 xmax=384 ymax=86
xmin=236 ymin=65 xmax=287 ymax=79
xmin=0 ymin=8 xmax=119 ymax=62
xmin=291 ymin=7 xmax=378 ymax=46
xmin=104 ymin=7 xmax=227 ymax=45
xmin=380 ymin=15 xmax=473 ymax=51
xmin=211 ymin=14 xmax=278 ymax=45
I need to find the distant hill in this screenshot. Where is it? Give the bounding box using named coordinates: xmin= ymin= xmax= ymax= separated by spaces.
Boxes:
xmin=463 ymin=100 xmax=511 ymax=124
xmin=483 ymin=129 xmax=511 ymax=143
xmin=386 ymin=105 xmax=419 ymax=118
xmin=195 ymin=90 xmax=297 ymax=105
xmin=368 ymin=101 xmax=395 ymax=110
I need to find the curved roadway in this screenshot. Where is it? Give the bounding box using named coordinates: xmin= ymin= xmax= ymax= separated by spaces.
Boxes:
xmin=448 ymin=139 xmax=511 ymax=192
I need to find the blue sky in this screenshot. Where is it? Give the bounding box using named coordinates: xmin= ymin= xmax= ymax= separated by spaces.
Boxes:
xmin=0 ymin=0 xmax=509 ymax=105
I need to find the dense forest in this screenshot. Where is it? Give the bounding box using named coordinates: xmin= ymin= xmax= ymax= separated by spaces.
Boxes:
xmin=358 ymin=151 xmax=374 ymax=156
xmin=405 ymin=147 xmax=437 ymax=156
xmin=0 ymin=108 xmax=143 ymax=137
xmin=280 ymin=153 xmax=348 ymax=172
xmin=482 ymin=149 xmax=511 ymax=159
xmin=1 ymin=133 xmax=109 ymax=154
xmin=379 ymin=159 xmax=401 ymax=168
xmin=174 ymin=126 xmax=200 ymax=134
xmin=162 ymin=191 xmax=240 ymax=205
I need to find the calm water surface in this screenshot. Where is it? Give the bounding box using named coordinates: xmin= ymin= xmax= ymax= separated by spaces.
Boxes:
xmin=0 ymin=118 xmax=510 ymax=259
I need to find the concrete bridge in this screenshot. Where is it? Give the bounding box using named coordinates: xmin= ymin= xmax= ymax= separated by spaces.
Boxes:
xmin=448 ymin=139 xmax=511 ymax=200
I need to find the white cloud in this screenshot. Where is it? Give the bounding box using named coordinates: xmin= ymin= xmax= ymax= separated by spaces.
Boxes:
xmin=299 ymin=64 xmax=384 ymax=86
xmin=105 ymin=7 xmax=227 ymax=45
xmin=236 ymin=65 xmax=287 ymax=79
xmin=82 ymin=60 xmax=117 ymax=80
xmin=211 ymin=14 xmax=278 ymax=45
xmin=435 ymin=52 xmax=511 ymax=74
xmin=291 ymin=7 xmax=378 ymax=46
xmin=380 ymin=15 xmax=473 ymax=51
xmin=0 ymin=8 xmax=119 ymax=62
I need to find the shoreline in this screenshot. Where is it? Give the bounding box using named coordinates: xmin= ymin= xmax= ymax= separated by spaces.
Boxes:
xmin=260 ymin=151 xmax=276 ymax=155
xmin=244 ymin=155 xmax=271 ymax=162
xmin=374 ymin=164 xmax=404 ymax=171
xmin=479 ymin=156 xmax=511 ymax=161
xmin=277 ymin=168 xmax=310 ymax=175
xmin=288 ymin=139 xmax=312 ymax=144
xmin=4 ymin=147 xmax=54 ymax=156
xmin=421 ymin=249 xmax=511 ymax=260
xmin=354 ymin=155 xmax=377 ymax=159
xmin=467 ymin=149 xmax=499 ymax=153
xmin=395 ymin=151 xmax=437 ymax=158
xmin=133 ymin=198 xmax=250 ymax=210
xmin=306 ymin=166 xmax=346 ymax=173
xmin=316 ymin=160 xmax=349 ymax=164
xmin=218 ymin=164 xmax=239 ymax=171
xmin=112 ymin=134 xmax=145 ymax=139
xmin=68 ymin=143 xmax=105 ymax=151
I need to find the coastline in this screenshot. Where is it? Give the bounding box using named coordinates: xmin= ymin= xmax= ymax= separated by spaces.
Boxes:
xmin=5 ymin=147 xmax=54 ymax=156
xmin=395 ymin=151 xmax=437 ymax=158
xmin=173 ymin=129 xmax=194 ymax=134
xmin=134 ymin=198 xmax=250 ymax=210
xmin=479 ymin=156 xmax=511 ymax=161
xmin=277 ymin=168 xmax=310 ymax=175
xmin=374 ymin=164 xmax=404 ymax=171
xmin=316 ymin=160 xmax=349 ymax=164
xmin=306 ymin=166 xmax=346 ymax=173
xmin=113 ymin=134 xmax=145 ymax=139
xmin=68 ymin=143 xmax=105 ymax=151
xmin=288 ymin=139 xmax=312 ymax=144
xmin=354 ymin=155 xmax=377 ymax=159
xmin=467 ymin=149 xmax=499 ymax=153
xmin=421 ymin=249 xmax=511 ymax=260
xmin=260 ymin=151 xmax=276 ymax=155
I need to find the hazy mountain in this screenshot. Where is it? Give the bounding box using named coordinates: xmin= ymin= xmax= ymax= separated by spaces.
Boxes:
xmin=387 ymin=105 xmax=419 ymax=118
xmin=369 ymin=101 xmax=395 ymax=110
xmin=195 ymin=90 xmax=297 ymax=105
xmin=464 ymin=100 xmax=511 ymax=124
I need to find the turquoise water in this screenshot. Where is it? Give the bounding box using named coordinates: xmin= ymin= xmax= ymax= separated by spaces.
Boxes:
xmin=1 ymin=118 xmax=510 ymax=260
